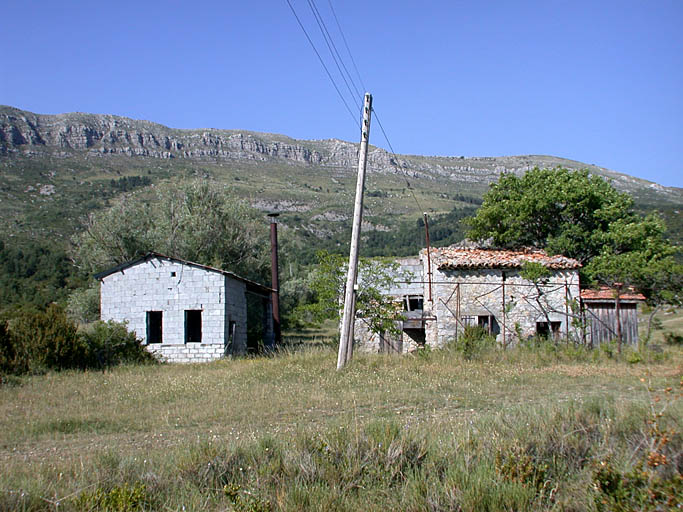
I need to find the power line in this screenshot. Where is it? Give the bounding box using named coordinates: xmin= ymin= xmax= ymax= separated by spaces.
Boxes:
xmin=327 ymin=0 xmax=367 ymax=94
xmin=284 ymin=0 xmax=359 ymax=126
xmin=372 ymin=107 xmax=425 ymax=213
xmin=306 ymin=0 xmax=363 ymax=106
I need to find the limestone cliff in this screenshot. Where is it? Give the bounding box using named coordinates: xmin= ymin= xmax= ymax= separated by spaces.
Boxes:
xmin=0 ymin=105 xmax=679 ymax=199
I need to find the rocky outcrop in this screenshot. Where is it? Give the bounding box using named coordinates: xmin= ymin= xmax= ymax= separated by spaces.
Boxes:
xmin=1 ymin=105 xmax=679 ymax=199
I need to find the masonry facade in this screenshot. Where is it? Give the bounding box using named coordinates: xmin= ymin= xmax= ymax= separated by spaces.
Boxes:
xmin=354 ymin=247 xmax=582 ymax=353
xmin=96 ymin=253 xmax=273 ymax=362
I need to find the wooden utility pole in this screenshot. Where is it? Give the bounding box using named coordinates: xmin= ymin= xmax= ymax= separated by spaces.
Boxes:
xmin=423 ymin=213 xmax=433 ymax=303
xmin=268 ymin=213 xmax=281 ymax=348
xmin=337 ymin=92 xmax=372 ymax=370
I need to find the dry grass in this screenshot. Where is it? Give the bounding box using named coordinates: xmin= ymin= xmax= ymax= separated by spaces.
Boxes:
xmin=1 ymin=339 xmax=681 ymax=510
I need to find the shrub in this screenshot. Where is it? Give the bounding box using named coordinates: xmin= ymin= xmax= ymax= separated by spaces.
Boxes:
xmin=66 ymin=282 xmax=101 ymax=323
xmin=80 ymin=320 xmax=157 ymax=369
xmin=74 ymin=482 xmax=151 ymax=511
xmin=7 ymin=304 xmax=85 ymax=373
xmin=1 ymin=309 xmax=155 ymax=375
xmin=0 ymin=320 xmax=29 ymax=376
xmin=451 ymin=325 xmax=496 ymax=359
xmin=663 ymin=331 xmax=682 ymax=346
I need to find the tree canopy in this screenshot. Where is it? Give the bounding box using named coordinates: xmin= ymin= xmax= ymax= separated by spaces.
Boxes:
xmin=467 ymin=168 xmax=681 ymax=305
xmin=72 ymin=180 xmax=270 ymax=282
xmin=295 ymin=251 xmax=404 ymax=337
xmin=467 ymin=168 xmax=633 ymax=264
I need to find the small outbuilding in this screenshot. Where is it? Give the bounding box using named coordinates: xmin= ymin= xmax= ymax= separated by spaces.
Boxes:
xmin=95 ymin=252 xmax=274 ymax=362
xmin=581 ymin=287 xmax=646 ymax=347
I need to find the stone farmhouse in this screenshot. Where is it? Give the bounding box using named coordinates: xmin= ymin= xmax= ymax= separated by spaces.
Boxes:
xmin=96 ymin=253 xmax=274 ymax=362
xmin=354 ymin=247 xmax=584 ymax=353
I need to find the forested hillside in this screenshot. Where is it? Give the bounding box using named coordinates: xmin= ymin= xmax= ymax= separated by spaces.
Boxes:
xmin=1 ymin=106 xmax=681 ymax=312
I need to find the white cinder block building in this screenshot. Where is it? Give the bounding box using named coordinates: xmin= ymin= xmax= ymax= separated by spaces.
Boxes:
xmin=96 ymin=253 xmax=273 ymax=362
xmin=354 ymin=247 xmax=582 ymax=352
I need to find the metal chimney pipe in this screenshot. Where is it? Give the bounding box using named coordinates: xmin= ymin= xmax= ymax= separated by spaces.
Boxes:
xmin=268 ymin=213 xmax=281 ymax=347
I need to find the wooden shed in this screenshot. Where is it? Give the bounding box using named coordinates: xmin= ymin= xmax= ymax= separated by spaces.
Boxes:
xmin=581 ymin=287 xmax=645 ymax=347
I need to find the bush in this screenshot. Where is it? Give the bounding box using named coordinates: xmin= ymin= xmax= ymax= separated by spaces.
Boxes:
xmin=663 ymin=331 xmax=682 ymax=346
xmin=0 ymin=320 xmax=28 ymax=375
xmin=66 ymin=282 xmax=101 ymax=323
xmin=450 ymin=325 xmax=497 ymax=360
xmin=1 ymin=308 xmax=155 ymax=376
xmin=74 ymin=482 xmax=151 ymax=511
xmin=80 ymin=320 xmax=157 ymax=369
xmin=7 ymin=304 xmax=85 ymax=373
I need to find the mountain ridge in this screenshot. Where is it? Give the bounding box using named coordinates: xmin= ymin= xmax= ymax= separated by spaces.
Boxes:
xmin=1 ymin=105 xmax=680 ymax=200
xmin=1 ymin=105 xmax=681 ymax=253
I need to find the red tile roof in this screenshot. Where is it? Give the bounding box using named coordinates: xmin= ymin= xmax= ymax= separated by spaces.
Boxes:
xmin=429 ymin=247 xmax=581 ymax=270
xmin=580 ymin=287 xmax=645 ymax=301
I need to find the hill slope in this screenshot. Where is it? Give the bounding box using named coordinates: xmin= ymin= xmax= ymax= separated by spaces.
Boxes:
xmin=1 ymin=105 xmax=681 ymax=248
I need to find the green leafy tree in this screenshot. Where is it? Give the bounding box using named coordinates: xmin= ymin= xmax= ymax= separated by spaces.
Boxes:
xmin=72 ymin=179 xmax=269 ymax=282
xmin=468 ymin=167 xmax=682 ymax=346
xmin=467 ymin=168 xmax=633 ymax=264
xmin=585 ymin=213 xmax=682 ymax=345
xmin=296 ymin=251 xmax=404 ymax=338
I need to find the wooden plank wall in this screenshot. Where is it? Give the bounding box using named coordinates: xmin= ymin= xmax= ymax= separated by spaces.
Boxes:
xmin=584 ymin=302 xmax=639 ymax=346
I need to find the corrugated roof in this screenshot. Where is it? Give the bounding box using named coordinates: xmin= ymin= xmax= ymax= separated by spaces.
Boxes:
xmin=94 ymin=252 xmax=273 ymax=294
xmin=581 ymin=287 xmax=645 ymax=302
xmin=429 ymin=247 xmax=581 ymax=270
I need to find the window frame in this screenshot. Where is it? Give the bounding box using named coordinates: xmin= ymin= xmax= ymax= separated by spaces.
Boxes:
xmin=184 ymin=309 xmax=203 ymax=344
xmin=146 ymin=311 xmax=163 ymax=344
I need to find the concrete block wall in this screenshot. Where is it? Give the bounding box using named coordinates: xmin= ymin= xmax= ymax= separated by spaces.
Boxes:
xmin=100 ymin=256 xmax=249 ymax=362
xmin=353 ymin=253 xmax=581 ymax=353
xmin=147 ymin=343 xmax=226 ymax=363
xmin=355 ymin=257 xmax=425 ymax=353
xmin=224 ymin=276 xmax=248 ymax=354
xmin=353 ymin=319 xmax=422 ymax=354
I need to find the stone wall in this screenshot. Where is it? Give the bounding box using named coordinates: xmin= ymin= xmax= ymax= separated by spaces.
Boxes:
xmin=353 ymin=257 xmax=425 ymax=354
xmin=426 ymin=260 xmax=581 ymax=348
xmin=353 ymin=254 xmax=581 ymax=353
xmin=100 ymin=256 xmax=248 ymax=362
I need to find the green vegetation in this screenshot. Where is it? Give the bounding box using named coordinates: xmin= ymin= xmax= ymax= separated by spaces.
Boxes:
xmin=71 ymin=179 xmax=270 ymax=282
xmin=468 ymin=168 xmax=642 ymax=264
xmin=294 ymin=251 xmax=404 ymax=338
xmin=1 ymin=339 xmax=680 ymax=510
xmin=0 ymin=306 xmax=155 ymax=375
xmin=468 ymin=168 xmax=683 ymax=308
xmin=0 ymin=238 xmax=81 ymax=308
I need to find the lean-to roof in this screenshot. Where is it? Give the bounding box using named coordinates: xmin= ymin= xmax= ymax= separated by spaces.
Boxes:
xmin=580 ymin=287 xmax=645 ymax=302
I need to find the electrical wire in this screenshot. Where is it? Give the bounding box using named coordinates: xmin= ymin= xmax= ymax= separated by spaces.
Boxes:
xmin=284 ymin=0 xmax=359 ymax=127
xmin=286 ymin=0 xmax=425 ymax=220
xmin=307 ymin=0 xmax=363 ymax=106
xmin=327 ymin=0 xmax=367 ymax=94
xmin=372 ymin=107 xmax=425 ymax=213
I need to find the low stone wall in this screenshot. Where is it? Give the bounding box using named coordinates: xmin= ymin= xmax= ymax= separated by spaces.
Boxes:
xmin=147 ymin=343 xmax=225 ymax=363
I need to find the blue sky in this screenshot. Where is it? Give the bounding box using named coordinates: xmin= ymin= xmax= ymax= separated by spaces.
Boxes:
xmin=2 ymin=1 xmax=681 ymax=187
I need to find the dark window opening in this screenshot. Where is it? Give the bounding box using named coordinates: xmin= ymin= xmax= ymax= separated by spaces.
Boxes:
xmin=478 ymin=315 xmax=500 ymax=335
xmin=185 ymin=310 xmax=202 ymax=343
xmin=404 ymin=295 xmax=424 ymax=312
xmin=171 ymin=271 xmax=176 ymax=277
xmin=537 ymin=321 xmax=561 ymax=338
xmin=146 ymin=311 xmax=162 ymax=344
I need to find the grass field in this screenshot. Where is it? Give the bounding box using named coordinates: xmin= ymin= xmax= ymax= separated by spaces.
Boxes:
xmin=1 ymin=315 xmax=681 ymax=511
